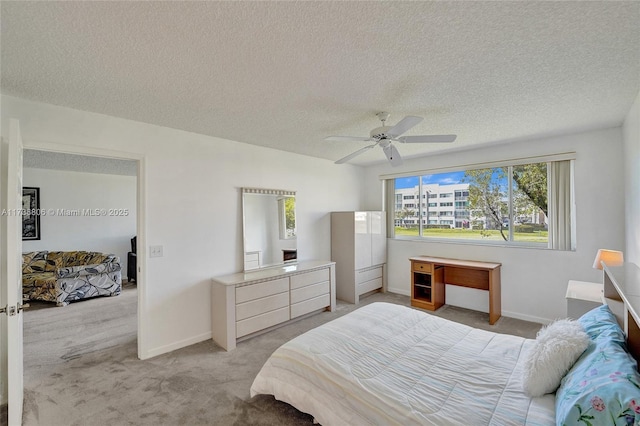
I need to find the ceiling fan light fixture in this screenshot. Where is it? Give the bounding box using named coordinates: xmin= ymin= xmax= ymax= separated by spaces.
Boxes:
xmin=370 ymin=126 xmax=391 ymax=139
xmin=328 ymin=112 xmax=457 ymax=166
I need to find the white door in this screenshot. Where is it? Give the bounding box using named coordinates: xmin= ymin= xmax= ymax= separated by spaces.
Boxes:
xmin=7 ymin=118 xmax=24 ymax=425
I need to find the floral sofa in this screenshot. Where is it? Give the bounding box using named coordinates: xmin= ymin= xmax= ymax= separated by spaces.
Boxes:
xmin=22 ymin=251 xmax=122 ymax=306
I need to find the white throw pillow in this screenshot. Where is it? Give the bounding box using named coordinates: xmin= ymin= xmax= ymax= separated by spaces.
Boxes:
xmin=522 ymin=319 xmax=590 ymax=397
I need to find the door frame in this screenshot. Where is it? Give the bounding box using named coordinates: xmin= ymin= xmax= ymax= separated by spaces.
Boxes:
xmin=20 ymin=140 xmax=148 ymax=359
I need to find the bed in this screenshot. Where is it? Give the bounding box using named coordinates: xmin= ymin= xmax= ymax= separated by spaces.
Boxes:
xmin=251 ymin=302 xmax=555 ymax=425
xmin=251 ymin=300 xmax=640 ymax=426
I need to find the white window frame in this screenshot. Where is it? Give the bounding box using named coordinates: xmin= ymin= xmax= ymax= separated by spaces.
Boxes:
xmin=382 ymin=153 xmax=576 ymax=250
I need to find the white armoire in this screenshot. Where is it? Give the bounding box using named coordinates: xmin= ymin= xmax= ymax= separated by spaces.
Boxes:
xmin=331 ymin=211 xmax=387 ymax=303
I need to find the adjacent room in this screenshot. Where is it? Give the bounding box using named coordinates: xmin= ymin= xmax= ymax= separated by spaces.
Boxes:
xmin=19 ymin=151 xmax=138 ymax=402
xmin=1 ymin=1 xmax=639 ymax=425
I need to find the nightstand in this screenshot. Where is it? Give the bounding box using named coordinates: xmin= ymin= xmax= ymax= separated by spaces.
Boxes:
xmin=566 ymin=280 xmax=604 ymax=319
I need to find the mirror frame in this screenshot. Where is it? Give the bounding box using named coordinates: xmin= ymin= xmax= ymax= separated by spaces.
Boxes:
xmin=242 ymin=187 xmax=297 ymax=271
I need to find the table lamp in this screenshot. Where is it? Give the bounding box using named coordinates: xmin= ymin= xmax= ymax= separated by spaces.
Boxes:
xmin=592 ymin=249 xmax=624 ymax=270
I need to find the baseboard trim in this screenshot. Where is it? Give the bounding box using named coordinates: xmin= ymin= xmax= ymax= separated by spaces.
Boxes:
xmin=141 ymin=331 xmax=212 ymax=360
xmin=502 ymin=310 xmax=550 ymax=325
xmin=387 ymin=287 xmax=410 ymax=297
xmin=387 ymin=288 xmax=549 ymax=325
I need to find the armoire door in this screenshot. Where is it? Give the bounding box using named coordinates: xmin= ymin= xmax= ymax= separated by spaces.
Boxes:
xmin=354 ymin=211 xmax=371 ymax=270
xmin=370 ymin=211 xmax=386 ymax=266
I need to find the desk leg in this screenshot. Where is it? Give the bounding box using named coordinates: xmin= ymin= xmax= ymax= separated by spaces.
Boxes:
xmin=489 ymin=268 xmax=501 ymax=325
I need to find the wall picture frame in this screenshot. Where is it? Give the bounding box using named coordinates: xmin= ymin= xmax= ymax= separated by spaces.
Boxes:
xmin=22 ymin=187 xmax=41 ymax=241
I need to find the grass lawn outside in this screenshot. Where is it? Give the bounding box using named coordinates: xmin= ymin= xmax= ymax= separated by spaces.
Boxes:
xmin=394 ymin=227 xmax=548 ymax=243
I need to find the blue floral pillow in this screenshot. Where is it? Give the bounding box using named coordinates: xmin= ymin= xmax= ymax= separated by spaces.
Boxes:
xmin=556 ymin=305 xmax=640 ymax=425
xmin=578 ymin=304 xmax=626 ymax=345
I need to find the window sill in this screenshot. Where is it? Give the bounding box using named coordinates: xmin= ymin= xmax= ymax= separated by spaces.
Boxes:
xmin=390 ymin=236 xmax=563 ymax=251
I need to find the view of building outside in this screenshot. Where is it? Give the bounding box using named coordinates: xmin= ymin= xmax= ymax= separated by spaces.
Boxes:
xmin=394 ymin=182 xmax=470 ymax=229
xmin=394 ymin=164 xmax=548 ymax=244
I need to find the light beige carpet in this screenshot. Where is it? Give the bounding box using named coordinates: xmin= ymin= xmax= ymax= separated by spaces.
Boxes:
xmin=20 ymin=285 xmax=542 ymax=425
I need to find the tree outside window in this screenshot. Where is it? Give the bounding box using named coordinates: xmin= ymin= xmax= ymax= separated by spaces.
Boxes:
xmin=393 ymin=161 xmax=552 ymax=246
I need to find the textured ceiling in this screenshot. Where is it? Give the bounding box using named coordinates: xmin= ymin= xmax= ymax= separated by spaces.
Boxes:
xmin=24 ymin=150 xmax=137 ymax=176
xmin=2 ymin=1 xmax=639 ymax=166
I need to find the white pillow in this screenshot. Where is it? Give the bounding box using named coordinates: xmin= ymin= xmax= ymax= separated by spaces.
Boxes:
xmin=522 ymin=319 xmax=590 ymax=397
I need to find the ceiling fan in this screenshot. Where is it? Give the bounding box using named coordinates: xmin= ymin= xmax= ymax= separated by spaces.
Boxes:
xmin=326 ymin=112 xmax=457 ymax=166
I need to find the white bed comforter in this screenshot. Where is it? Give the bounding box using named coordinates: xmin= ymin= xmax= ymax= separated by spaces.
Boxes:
xmin=251 ymin=302 xmax=555 ymax=426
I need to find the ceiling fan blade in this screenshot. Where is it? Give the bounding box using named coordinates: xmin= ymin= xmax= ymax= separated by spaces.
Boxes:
xmin=325 ymin=136 xmax=372 ymax=142
xmin=382 ymin=143 xmax=403 ymax=167
xmin=334 ymin=144 xmax=377 ymax=164
xmin=398 ymin=134 xmax=457 ymax=143
xmin=386 ymin=116 xmax=424 ymax=138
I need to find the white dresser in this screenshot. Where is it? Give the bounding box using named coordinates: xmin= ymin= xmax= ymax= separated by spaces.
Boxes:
xmin=566 ymin=280 xmax=604 ymax=319
xmin=331 ymin=211 xmax=386 ymax=304
xmin=211 ymin=260 xmax=336 ymax=350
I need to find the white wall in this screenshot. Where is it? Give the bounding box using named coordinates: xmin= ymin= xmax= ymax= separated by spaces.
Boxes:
xmin=363 ymin=127 xmax=626 ymax=323
xmin=624 ymin=90 xmax=640 ymax=266
xmin=22 ymin=168 xmax=137 ymax=272
xmin=1 ymin=95 xmax=365 ymax=359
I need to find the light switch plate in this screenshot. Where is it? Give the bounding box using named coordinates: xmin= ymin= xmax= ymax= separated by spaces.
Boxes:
xmin=150 ymin=245 xmax=163 ymax=258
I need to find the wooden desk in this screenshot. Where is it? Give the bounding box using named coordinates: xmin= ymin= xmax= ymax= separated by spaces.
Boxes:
xmin=409 ymin=256 xmax=502 ymax=324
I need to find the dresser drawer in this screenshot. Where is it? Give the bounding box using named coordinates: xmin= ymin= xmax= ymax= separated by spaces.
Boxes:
xmin=244 ymin=260 xmax=259 ymax=269
xmin=290 ymin=268 xmax=330 ymax=290
xmin=236 ymin=292 xmax=289 ymax=321
xmin=244 ymin=251 xmax=260 ymax=263
xmin=236 ymin=306 xmax=290 ymax=338
xmin=412 ymin=261 xmax=433 ymax=274
xmin=356 ymin=266 xmax=383 ymax=284
xmin=291 ymin=294 xmax=330 ymax=319
xmin=291 ymin=281 xmax=329 ymax=304
xmin=244 ymin=252 xmax=260 ymax=269
xmin=236 ymin=277 xmax=289 ymax=304
xmin=358 ymin=277 xmax=383 ymax=295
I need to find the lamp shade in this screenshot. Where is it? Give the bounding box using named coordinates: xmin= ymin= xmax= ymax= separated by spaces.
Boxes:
xmin=592 ymin=249 xmax=624 ymax=270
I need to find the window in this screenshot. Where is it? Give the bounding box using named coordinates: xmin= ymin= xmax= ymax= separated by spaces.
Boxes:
xmin=278 ymin=196 xmax=297 ymax=239
xmin=387 ymin=158 xmax=574 ymax=249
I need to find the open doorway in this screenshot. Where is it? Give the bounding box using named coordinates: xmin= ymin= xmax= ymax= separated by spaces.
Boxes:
xmin=21 ymin=149 xmax=140 ymax=371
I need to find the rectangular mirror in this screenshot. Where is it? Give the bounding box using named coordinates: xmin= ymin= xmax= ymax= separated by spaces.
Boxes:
xmin=242 ymin=188 xmax=297 ymax=271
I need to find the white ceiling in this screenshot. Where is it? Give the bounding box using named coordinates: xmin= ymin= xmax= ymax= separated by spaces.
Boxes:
xmin=23 ymin=149 xmax=137 ymax=176
xmin=2 ymin=1 xmax=639 ymax=166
